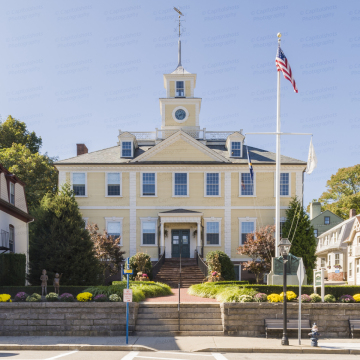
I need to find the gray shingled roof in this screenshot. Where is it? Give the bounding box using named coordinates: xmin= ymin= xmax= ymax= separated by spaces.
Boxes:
xmin=55 ymin=144 xmax=305 ymax=165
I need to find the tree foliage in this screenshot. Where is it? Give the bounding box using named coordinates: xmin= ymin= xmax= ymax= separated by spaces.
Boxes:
xmin=282 ymin=197 xmax=317 ymax=282
xmin=28 ymin=184 xmax=100 ymax=286
xmin=0 ymin=115 xmax=42 ymax=153
xmin=312 ymin=164 xmax=360 ymax=219
xmin=86 ymin=223 xmax=125 ymax=282
xmin=0 ymin=143 xmax=58 ymax=211
xmin=237 ymin=225 xmax=275 ymax=283
xmin=206 ymin=251 xmax=236 ymax=281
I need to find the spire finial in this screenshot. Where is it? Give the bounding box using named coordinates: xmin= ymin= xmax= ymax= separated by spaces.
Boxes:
xmin=174 ymin=7 xmax=184 ymax=68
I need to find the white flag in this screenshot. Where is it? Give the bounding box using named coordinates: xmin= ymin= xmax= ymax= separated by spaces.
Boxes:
xmin=306 ymin=138 xmax=317 ymax=174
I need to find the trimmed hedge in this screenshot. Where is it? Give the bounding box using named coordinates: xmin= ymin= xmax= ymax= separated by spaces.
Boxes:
xmin=0 ymin=254 xmax=26 ymax=286
xmin=0 ymin=286 xmax=90 ymax=298
xmin=213 ymin=281 xmax=249 ymax=286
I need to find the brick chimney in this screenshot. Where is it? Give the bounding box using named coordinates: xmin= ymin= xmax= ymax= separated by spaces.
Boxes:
xmin=76 ymin=144 xmax=88 ymax=156
xmin=350 ymin=209 xmax=357 ymax=218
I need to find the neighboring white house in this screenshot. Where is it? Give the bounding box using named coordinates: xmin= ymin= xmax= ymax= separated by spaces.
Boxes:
xmin=0 ymin=164 xmax=34 ymax=273
xmin=345 ymin=215 xmax=360 ymax=285
xmin=315 ymin=209 xmax=356 ymax=281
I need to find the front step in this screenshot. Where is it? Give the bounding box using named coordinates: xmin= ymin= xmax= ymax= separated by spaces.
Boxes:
xmin=135 ymin=303 xmax=224 ymax=336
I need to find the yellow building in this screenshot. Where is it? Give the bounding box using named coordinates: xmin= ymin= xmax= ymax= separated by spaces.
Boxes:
xmin=55 ymin=47 xmax=306 ymax=280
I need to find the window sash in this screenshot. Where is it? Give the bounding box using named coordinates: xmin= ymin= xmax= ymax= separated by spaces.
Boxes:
xmin=321 ymin=258 xmax=326 ymax=267
xmin=174 ymin=173 xmax=187 ymax=196
xmin=9 ymin=183 xmax=15 ymax=205
xmin=335 ymin=254 xmax=340 ymax=265
xmin=9 ymin=226 xmax=14 ymax=252
xmin=206 ymin=222 xmax=219 ymax=245
xmin=324 ymin=217 xmax=330 ymax=225
xmin=231 ymin=142 xmax=241 ymax=157
xmin=107 ymin=222 xmax=121 ymax=241
xmin=142 ymin=173 xmax=156 ymax=196
xmin=176 ymin=81 xmax=184 ymax=96
xmin=122 ymin=142 xmax=132 ymax=157
xmin=280 ymin=173 xmax=289 ymax=196
xmin=206 ymin=173 xmax=219 ymax=196
xmin=241 ymin=173 xmax=253 ymax=196
xmin=73 ymin=173 xmax=86 ymax=196
xmin=142 ymin=221 xmax=156 ymax=245
xmin=241 ymin=222 xmax=254 ymax=245
xmin=107 ymin=173 xmax=121 ymax=196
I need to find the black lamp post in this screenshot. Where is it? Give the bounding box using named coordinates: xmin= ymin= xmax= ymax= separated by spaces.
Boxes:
xmin=278 ymin=238 xmax=291 ymax=346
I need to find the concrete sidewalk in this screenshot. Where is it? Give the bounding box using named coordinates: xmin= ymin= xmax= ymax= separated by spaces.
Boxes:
xmin=0 ymin=336 xmax=360 ymax=354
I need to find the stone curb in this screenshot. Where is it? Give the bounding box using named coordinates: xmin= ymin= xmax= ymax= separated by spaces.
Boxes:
xmin=0 ymin=345 xmax=156 ymax=351
xmin=196 ymin=347 xmax=360 ymax=354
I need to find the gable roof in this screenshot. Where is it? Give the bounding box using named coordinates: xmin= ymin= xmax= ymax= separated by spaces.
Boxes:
xmin=310 ymin=209 xmax=344 ymax=223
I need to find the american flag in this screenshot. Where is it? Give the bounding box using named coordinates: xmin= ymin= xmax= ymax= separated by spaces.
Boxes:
xmin=276 ymin=45 xmax=298 ymax=93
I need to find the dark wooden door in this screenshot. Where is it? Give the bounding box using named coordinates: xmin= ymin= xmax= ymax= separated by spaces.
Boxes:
xmin=171 ymin=230 xmax=190 ymax=258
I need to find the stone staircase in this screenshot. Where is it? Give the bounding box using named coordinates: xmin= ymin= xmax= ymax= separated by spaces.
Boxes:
xmin=153 ymin=258 xmax=205 ymax=288
xmin=135 ymin=303 xmax=224 ymax=336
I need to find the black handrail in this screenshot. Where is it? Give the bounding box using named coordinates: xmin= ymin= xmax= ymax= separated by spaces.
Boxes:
xmin=152 ymin=247 xmax=165 ymax=279
xmin=195 ymin=249 xmax=209 ymax=278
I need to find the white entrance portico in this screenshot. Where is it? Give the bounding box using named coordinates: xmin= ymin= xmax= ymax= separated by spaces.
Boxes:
xmin=158 ymin=209 xmax=203 ymax=259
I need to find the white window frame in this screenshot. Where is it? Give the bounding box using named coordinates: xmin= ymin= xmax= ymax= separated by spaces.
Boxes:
xmin=175 ymin=80 xmax=185 ymax=97
xmin=172 ymin=172 xmax=189 ymax=197
xmin=320 ymin=257 xmax=326 ymax=268
xmin=273 ymin=172 xmax=291 ymax=197
xmin=204 ymin=217 xmax=222 ymax=247
xmin=349 ymin=262 xmax=353 ymax=278
xmin=239 ymin=172 xmax=256 ymax=197
xmin=328 ymin=253 xmax=331 ymax=267
xmin=105 ymin=172 xmax=122 ymax=197
xmin=204 ymin=172 xmax=221 ymax=197
xmin=349 ymin=244 xmax=353 ymax=257
xmin=71 ymin=172 xmax=87 ymax=197
xmin=230 ymin=141 xmax=242 ymax=158
xmin=238 ymin=217 xmax=257 ymax=246
xmin=140 ymin=172 xmax=157 ymax=197
xmin=140 ymin=217 xmax=158 ymax=246
xmin=121 ymin=141 xmax=133 ymax=158
xmin=335 ymin=253 xmax=340 ymax=265
xmin=105 ymin=217 xmax=123 ymax=246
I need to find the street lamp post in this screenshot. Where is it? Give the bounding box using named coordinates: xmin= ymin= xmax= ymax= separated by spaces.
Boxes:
xmin=278 ymin=238 xmax=292 ymax=346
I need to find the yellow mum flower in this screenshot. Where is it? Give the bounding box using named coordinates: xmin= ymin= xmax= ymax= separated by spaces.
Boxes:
xmin=267 ymin=293 xmax=281 ymax=303
xmin=280 ymin=291 xmax=297 ymax=301
xmin=0 ymin=294 xmax=11 ymax=302
xmin=76 ymin=292 xmax=93 ymax=302
xmin=354 ymin=294 xmax=360 ymax=303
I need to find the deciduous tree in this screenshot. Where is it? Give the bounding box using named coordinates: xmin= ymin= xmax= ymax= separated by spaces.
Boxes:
xmin=237 ymin=225 xmax=275 ymax=283
xmin=87 ymin=223 xmax=125 ymax=282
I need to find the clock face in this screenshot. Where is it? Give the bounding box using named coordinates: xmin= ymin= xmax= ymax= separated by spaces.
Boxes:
xmin=175 ymin=109 xmax=186 ymax=121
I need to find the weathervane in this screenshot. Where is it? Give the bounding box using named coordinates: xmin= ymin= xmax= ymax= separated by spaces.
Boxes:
xmin=174 ymin=7 xmax=185 ymax=38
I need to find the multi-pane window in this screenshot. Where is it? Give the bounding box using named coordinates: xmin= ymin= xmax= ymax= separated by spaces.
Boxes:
xmin=280 ymin=220 xmax=286 ymax=237
xmin=206 ymin=222 xmax=220 ymax=245
xmin=241 ymin=222 xmax=255 ymax=245
xmin=174 ymin=173 xmax=188 ymax=196
xmin=176 ymin=81 xmax=184 ymax=97
xmin=9 ymin=226 xmax=14 ymax=252
xmin=328 ymin=254 xmax=331 ymax=267
xmin=9 ymin=182 xmax=15 ymax=205
xmin=107 ymin=221 xmax=121 ymax=243
xmin=324 ymin=216 xmax=330 ymax=225
xmin=206 ymin=173 xmax=219 ymax=196
xmin=314 ymin=229 xmax=318 ymax=237
xmin=280 ymin=173 xmax=289 ymax=196
xmin=357 ymin=259 xmax=359 ymax=274
xmin=142 ymin=173 xmax=156 ymax=196
xmin=122 ymin=141 xmax=132 ymax=157
xmin=335 ymin=253 xmax=340 ymax=265
xmin=321 ymin=258 xmax=326 ymax=268
xmin=73 ymin=173 xmax=86 ymax=196
xmin=231 ymin=142 xmax=241 ymax=157
xmin=349 ymin=245 xmax=353 ymax=257
xmin=349 ymin=262 xmax=353 ymax=277
xmin=241 ymin=173 xmax=253 ymax=196
xmin=142 ymin=221 xmax=156 ymax=245
xmin=107 ymin=173 xmax=121 ymax=196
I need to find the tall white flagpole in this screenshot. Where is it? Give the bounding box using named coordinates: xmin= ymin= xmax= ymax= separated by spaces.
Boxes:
xmin=275 ymin=33 xmax=282 ymax=257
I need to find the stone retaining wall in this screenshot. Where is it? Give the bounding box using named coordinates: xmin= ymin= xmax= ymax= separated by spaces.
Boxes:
xmin=0 ymin=302 xmax=139 ymax=336
xmin=1 ymin=302 xmax=359 ymax=337
xmin=221 ymin=302 xmax=360 ymax=338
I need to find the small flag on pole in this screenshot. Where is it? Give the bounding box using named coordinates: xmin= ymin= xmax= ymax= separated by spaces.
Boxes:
xmin=306 ymin=138 xmax=317 ymax=174
xmin=276 ymin=45 xmax=298 ymax=93
xmin=247 ymin=147 xmax=254 ymax=182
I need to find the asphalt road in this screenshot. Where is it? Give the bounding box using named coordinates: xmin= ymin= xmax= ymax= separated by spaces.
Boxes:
xmin=0 ymin=351 xmax=359 ymax=360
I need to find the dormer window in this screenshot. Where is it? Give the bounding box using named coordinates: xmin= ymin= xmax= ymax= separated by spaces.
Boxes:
xmin=9 ymin=182 xmax=15 ymax=205
xmin=122 ymin=141 xmax=132 ymax=157
xmin=231 ymin=142 xmax=241 ymax=157
xmin=176 ymin=81 xmax=184 ymax=97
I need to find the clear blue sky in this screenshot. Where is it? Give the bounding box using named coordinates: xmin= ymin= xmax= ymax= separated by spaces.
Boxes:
xmin=0 ymin=0 xmax=358 ymax=208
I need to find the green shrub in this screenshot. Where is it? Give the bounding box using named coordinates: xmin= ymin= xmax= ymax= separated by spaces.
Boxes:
xmin=206 ymin=251 xmax=236 ymax=281
xmin=0 ymin=254 xmax=26 ymax=286
xmin=310 ymin=293 xmax=321 ymax=303
xmin=45 ymin=292 xmax=59 ymax=302
xmin=109 ymin=294 xmax=121 ymax=302
xmin=239 ymin=294 xmax=254 ymax=303
xmin=213 ymin=281 xmax=249 ymax=286
xmin=26 ymin=293 xmax=41 ymax=302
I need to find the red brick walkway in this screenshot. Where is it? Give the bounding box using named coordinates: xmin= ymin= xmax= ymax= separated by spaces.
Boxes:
xmin=144 ymin=288 xmax=218 ymax=302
